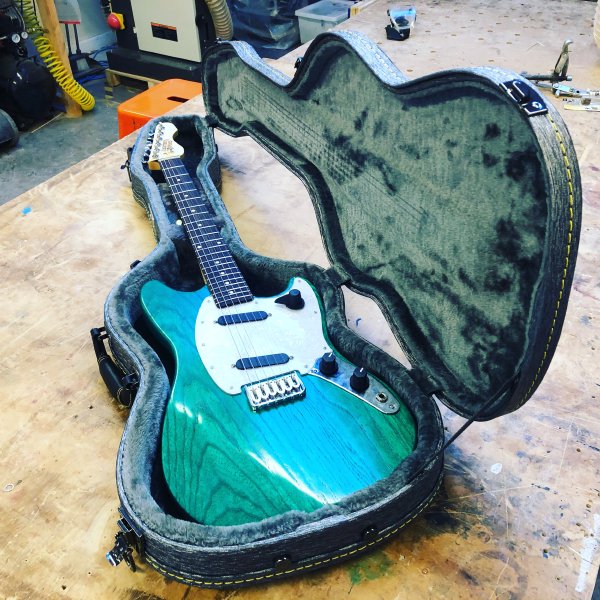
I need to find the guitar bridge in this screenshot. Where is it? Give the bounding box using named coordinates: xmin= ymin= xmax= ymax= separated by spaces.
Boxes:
xmin=243 ymin=371 xmax=306 ymax=411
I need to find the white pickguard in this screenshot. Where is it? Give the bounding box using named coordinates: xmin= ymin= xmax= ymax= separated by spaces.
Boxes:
xmin=195 ymin=277 xmax=332 ymax=394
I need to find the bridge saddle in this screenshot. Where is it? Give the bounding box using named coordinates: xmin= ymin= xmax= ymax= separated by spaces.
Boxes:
xmin=243 ymin=371 xmax=306 ymax=411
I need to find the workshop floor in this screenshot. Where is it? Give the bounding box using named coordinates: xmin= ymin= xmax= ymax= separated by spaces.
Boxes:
xmin=0 ymin=78 xmax=138 ymax=207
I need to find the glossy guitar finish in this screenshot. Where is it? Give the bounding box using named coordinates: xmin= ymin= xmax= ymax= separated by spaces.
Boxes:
xmin=141 ymin=278 xmax=416 ymax=526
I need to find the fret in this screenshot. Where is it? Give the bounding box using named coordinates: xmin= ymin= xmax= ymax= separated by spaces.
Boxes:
xmin=191 ymin=248 xmax=232 ymax=259
xmin=202 ymin=265 xmax=246 ymax=278
xmin=186 ymin=224 xmax=220 ymax=235
xmin=178 ymin=203 xmax=212 ymax=213
xmin=200 ymin=266 xmax=246 ymax=281
xmin=189 ymin=236 xmax=223 ymax=246
xmin=203 ymin=266 xmax=241 ymax=277
xmin=188 ymin=227 xmax=218 ymax=236
xmin=160 ymin=158 xmax=253 ymax=307
xmin=214 ymin=288 xmax=253 ymax=300
xmin=208 ymin=282 xmax=249 ymax=293
xmin=179 ymin=209 xmax=213 ymax=220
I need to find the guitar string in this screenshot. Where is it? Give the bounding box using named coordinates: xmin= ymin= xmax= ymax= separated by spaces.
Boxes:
xmin=162 ymin=159 xmax=283 ymax=389
xmin=164 ymin=157 xmax=289 ymax=388
xmin=162 ymin=159 xmax=263 ymax=515
xmin=161 ymin=159 xmax=260 ymax=388
xmin=174 ymin=169 xmax=284 ymax=386
xmin=162 ymin=161 xmax=253 ymax=309
xmin=163 ymin=163 xmax=265 ymax=393
xmin=163 ymin=161 xmax=251 ymax=303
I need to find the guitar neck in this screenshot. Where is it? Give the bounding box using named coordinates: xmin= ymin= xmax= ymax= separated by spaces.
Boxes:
xmin=160 ymin=158 xmax=253 ymax=309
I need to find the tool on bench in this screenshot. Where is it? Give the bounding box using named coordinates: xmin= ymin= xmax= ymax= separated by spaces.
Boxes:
xmin=537 ymin=83 xmax=600 ymax=98
xmin=385 ymin=6 xmax=416 ymax=41
xmin=563 ymin=97 xmax=600 ymax=112
xmin=521 ymin=39 xmax=573 ymax=83
xmin=522 ymin=40 xmax=600 ymax=110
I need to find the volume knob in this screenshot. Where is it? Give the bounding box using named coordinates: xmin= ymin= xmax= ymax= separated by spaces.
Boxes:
xmin=350 ymin=367 xmax=370 ymax=393
xmin=319 ymin=352 xmax=338 ymax=376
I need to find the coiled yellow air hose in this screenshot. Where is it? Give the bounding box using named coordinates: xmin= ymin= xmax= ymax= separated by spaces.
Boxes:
xmin=22 ymin=0 xmax=95 ymax=111
xmin=205 ymin=0 xmax=233 ymax=40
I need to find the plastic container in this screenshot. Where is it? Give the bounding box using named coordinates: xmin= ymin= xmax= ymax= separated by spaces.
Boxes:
xmin=228 ymin=0 xmax=314 ymax=59
xmin=295 ymin=0 xmax=354 ymax=44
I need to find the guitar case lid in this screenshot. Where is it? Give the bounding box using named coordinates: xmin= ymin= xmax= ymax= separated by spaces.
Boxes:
xmin=201 ymin=31 xmax=582 ymax=422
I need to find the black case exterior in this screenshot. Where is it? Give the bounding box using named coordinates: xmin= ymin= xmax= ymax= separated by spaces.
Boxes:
xmin=101 ymin=32 xmax=582 ymax=587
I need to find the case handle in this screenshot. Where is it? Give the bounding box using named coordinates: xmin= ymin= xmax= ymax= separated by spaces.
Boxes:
xmin=91 ymin=327 xmax=138 ymax=408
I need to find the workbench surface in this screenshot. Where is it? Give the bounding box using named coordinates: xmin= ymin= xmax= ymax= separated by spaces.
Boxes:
xmin=1 ymin=1 xmax=599 ymax=598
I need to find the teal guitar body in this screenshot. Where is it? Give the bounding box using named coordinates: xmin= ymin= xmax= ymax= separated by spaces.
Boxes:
xmin=141 ymin=279 xmax=416 ymax=526
xmin=141 ymin=123 xmax=416 ymax=527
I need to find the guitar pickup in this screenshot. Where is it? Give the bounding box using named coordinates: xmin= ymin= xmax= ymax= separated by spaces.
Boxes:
xmin=243 ymin=371 xmax=306 ymax=411
xmin=216 ymin=310 xmax=269 ymax=326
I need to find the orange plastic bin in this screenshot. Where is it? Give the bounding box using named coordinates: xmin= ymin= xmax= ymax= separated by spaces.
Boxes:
xmin=117 ymin=79 xmax=202 ymax=139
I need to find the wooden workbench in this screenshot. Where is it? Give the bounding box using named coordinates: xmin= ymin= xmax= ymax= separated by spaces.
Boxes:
xmin=1 ymin=1 xmax=599 ymax=598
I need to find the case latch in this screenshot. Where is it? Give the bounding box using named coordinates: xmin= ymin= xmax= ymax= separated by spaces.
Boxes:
xmin=106 ymin=508 xmax=144 ymax=572
xmin=499 ymin=80 xmax=548 ymax=117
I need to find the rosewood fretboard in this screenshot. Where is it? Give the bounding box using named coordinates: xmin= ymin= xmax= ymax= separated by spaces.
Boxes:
xmin=161 ymin=158 xmax=253 ymax=309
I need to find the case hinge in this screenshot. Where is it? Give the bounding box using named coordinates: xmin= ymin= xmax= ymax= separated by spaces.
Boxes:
xmin=499 ymin=80 xmax=548 ymax=117
xmin=106 ymin=508 xmax=144 ymax=572
xmin=408 ymin=368 xmax=443 ymax=396
xmin=323 ymin=267 xmax=351 ymax=288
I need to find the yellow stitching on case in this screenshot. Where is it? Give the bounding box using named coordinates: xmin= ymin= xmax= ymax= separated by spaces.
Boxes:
xmin=144 ymin=478 xmax=443 ymax=587
xmin=517 ymin=114 xmax=574 ymax=408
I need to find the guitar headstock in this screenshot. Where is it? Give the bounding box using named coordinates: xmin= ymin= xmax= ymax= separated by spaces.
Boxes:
xmin=146 ymin=122 xmax=184 ymax=170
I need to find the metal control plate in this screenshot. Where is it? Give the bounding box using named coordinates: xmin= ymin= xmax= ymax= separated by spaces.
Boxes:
xmin=309 ymin=357 xmax=400 ymax=415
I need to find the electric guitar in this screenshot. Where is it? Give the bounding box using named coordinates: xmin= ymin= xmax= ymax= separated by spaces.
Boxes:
xmin=142 ymin=122 xmax=416 ymax=526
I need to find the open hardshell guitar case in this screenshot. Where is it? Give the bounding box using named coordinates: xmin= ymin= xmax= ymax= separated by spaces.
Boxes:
xmin=99 ymin=32 xmax=582 ymax=587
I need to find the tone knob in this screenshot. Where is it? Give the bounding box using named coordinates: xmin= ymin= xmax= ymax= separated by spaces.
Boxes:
xmin=319 ymin=352 xmax=338 ymax=376
xmin=350 ymin=367 xmax=370 ymax=393
xmin=274 ymin=288 xmax=305 ymax=310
